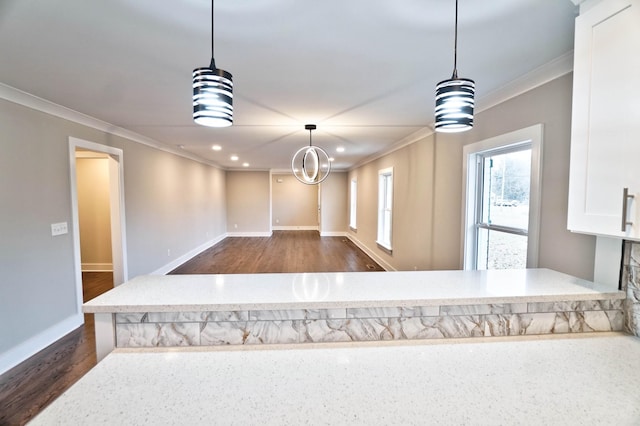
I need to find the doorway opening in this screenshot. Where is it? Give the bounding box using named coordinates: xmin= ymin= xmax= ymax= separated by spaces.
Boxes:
xmin=69 ymin=137 xmax=128 ymax=317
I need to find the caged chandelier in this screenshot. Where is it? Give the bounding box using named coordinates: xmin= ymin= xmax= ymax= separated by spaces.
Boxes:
xmin=192 ymin=0 xmax=233 ymax=127
xmin=291 ymin=124 xmax=331 ymax=185
xmin=434 ymin=0 xmax=475 ymax=133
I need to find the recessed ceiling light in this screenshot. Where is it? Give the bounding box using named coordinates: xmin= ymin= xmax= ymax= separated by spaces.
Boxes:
xmin=336 ymin=146 xmax=345 ymax=153
xmin=230 ymin=155 xmax=239 ymax=161
xmin=242 ymin=162 xmax=249 ymax=167
xmin=212 ymin=145 xmax=222 ymax=151
xmin=329 ymin=157 xmax=335 ymax=162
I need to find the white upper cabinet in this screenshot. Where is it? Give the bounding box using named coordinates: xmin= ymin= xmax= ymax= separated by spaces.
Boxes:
xmin=568 ymin=0 xmax=640 ymax=239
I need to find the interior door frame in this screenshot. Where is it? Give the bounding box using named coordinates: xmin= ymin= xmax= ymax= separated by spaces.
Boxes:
xmin=69 ymin=137 xmax=128 ymax=313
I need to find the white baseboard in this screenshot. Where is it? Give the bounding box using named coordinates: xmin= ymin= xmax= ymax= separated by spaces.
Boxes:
xmin=272 ymin=226 xmax=318 ymax=231
xmin=81 ymin=263 xmax=113 ymax=272
xmin=0 ymin=313 xmax=83 ymax=376
xmin=345 ymin=234 xmax=395 ymax=271
xmin=151 ymin=233 xmax=228 ymax=275
xmin=226 ymin=232 xmax=273 ymax=237
xmin=319 ymin=231 xmax=348 ymax=237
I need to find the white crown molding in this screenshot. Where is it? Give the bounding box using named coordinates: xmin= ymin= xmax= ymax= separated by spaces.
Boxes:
xmin=350 ymin=126 xmax=435 ymax=171
xmin=348 ymin=51 xmax=574 ymax=172
xmin=475 ymin=51 xmax=574 ymax=116
xmin=2 ymin=50 xmax=574 ymax=175
xmin=0 ymin=82 xmax=223 ymax=170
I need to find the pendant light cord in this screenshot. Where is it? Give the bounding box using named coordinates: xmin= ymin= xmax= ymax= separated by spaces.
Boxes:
xmin=211 ymin=0 xmax=218 ymax=58
xmin=309 ymin=128 xmax=312 ymax=147
xmin=209 ymin=0 xmax=216 ymax=69
xmin=452 ymin=0 xmax=459 ymax=79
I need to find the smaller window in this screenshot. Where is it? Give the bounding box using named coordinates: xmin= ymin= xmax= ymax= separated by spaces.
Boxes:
xmin=377 ymin=167 xmax=393 ymax=251
xmin=349 ymin=179 xmax=357 ymax=230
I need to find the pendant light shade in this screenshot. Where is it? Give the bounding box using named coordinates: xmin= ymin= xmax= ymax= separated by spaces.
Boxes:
xmin=292 ymin=124 xmax=331 ymax=185
xmin=193 ymin=0 xmax=233 ymax=127
xmin=435 ymin=0 xmax=474 ymax=133
xmin=435 ymin=77 xmax=475 ymax=132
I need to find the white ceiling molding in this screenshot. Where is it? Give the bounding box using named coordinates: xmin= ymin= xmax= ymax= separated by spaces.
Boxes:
xmin=348 ymin=51 xmax=574 ymax=172
xmin=0 ymin=82 xmax=222 ymax=170
xmin=350 ymin=126 xmax=435 ymax=171
xmin=1 ymin=49 xmax=574 ymax=175
xmin=475 ymin=51 xmax=574 ymax=116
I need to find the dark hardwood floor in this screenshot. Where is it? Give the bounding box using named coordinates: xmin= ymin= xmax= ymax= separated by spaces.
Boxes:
xmin=171 ymin=231 xmax=384 ymax=274
xmin=0 ymin=232 xmax=383 ymax=425
xmin=0 ymin=272 xmax=113 ymax=426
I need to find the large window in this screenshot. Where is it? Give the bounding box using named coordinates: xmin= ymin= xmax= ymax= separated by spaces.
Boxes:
xmin=463 ymin=125 xmax=542 ymax=270
xmin=349 ymin=178 xmax=357 ymax=230
xmin=475 ymin=147 xmax=531 ymax=269
xmin=377 ymin=167 xmax=393 ymax=251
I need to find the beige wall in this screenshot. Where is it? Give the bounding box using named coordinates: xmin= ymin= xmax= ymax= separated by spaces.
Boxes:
xmin=348 ymin=138 xmax=435 ymax=270
xmin=226 ymin=171 xmax=271 ymax=234
xmin=349 ymin=74 xmax=596 ymax=279
xmin=436 ymin=73 xmax=595 ymax=279
xmin=0 ymin=97 xmax=227 ymax=371
xmin=320 ymin=172 xmax=348 ymax=235
xmin=0 ymin=72 xmax=596 ymax=374
xmin=272 ymin=173 xmax=318 ymax=228
xmin=77 ymin=156 xmax=113 ymax=269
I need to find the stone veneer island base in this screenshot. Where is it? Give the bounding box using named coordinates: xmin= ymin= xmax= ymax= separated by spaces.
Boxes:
xmin=83 ymin=268 xmax=626 ymax=361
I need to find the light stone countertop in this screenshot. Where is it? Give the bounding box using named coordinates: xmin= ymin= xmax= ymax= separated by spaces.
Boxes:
xmin=29 ymin=333 xmax=640 ymax=425
xmin=83 ymin=268 xmax=623 ymax=313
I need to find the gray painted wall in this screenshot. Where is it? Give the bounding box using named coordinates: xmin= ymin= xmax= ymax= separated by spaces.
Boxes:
xmin=349 ymin=74 xmax=596 ymax=279
xmin=320 ymin=172 xmax=348 ymax=234
xmin=226 ymin=171 xmax=271 ymax=234
xmin=0 ymin=72 xmax=597 ymax=375
xmin=0 ymin=98 xmax=227 ymax=373
xmin=272 ymin=173 xmax=318 ymax=227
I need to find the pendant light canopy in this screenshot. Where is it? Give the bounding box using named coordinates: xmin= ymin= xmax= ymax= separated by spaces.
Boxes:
xmin=291 ymin=124 xmax=331 ymax=185
xmin=435 ymin=0 xmax=475 ymax=133
xmin=193 ymin=0 xmax=233 ymax=127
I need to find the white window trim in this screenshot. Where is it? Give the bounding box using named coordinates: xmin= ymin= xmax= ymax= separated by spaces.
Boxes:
xmin=461 ymin=124 xmax=543 ymax=270
xmin=377 ymin=167 xmax=394 ymax=252
xmin=349 ymin=178 xmax=357 ymax=231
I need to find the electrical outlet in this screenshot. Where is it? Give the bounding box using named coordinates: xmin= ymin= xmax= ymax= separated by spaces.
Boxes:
xmin=51 ymin=222 xmax=68 ymax=236
xmin=234 ymin=224 xmax=238 ymax=229
xmin=167 ymin=249 xmax=171 ymax=257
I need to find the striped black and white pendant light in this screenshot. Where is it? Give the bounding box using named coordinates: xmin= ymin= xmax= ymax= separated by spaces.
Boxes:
xmin=435 ymin=0 xmax=475 ymax=133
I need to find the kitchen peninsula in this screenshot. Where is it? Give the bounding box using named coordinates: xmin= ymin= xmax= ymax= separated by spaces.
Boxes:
xmin=83 ymin=268 xmax=624 ymax=361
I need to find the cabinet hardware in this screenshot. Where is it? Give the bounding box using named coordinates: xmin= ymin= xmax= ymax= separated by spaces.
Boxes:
xmin=622 ymin=187 xmax=634 ymax=232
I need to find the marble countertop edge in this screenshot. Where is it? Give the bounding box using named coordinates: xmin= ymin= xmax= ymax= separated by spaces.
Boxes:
xmin=82 ymin=291 xmax=625 ymax=313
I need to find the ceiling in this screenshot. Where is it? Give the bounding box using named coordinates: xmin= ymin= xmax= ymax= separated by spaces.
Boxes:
xmin=0 ymin=0 xmax=577 ymax=171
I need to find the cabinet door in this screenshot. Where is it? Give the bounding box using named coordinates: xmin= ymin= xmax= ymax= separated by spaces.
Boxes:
xmin=568 ymin=0 xmax=640 ymax=239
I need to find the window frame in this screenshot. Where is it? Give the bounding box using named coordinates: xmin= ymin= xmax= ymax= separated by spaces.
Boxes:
xmin=462 ymin=124 xmax=543 ymax=270
xmin=377 ymin=167 xmax=394 ymax=252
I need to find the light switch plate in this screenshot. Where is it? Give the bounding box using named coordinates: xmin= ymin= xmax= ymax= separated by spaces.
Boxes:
xmin=51 ymin=222 xmax=68 ymax=236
